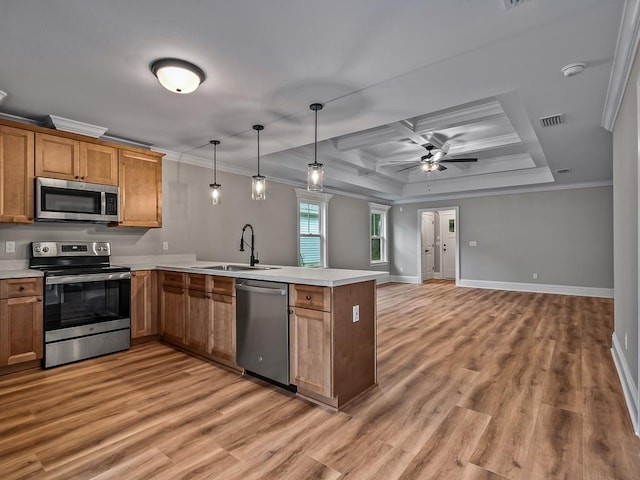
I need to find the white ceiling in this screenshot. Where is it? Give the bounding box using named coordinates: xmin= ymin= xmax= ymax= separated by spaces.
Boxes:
xmin=0 ymin=0 xmax=623 ymax=202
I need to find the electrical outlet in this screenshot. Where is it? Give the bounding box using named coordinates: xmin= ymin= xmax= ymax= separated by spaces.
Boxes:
xmin=352 ymin=305 xmax=360 ymax=323
xmin=162 ymin=241 xmax=169 ymax=251
xmin=469 ymin=241 xmax=477 ymax=247
xmin=625 ymin=333 xmax=628 ymax=350
xmin=400 ymin=267 xmax=403 ymax=273
xmin=532 ymin=273 xmax=538 ymax=280
xmin=5 ymin=241 xmax=15 ymax=253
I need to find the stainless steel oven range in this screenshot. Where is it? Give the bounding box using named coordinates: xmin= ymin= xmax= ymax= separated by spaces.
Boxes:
xmin=29 ymin=241 xmax=131 ymax=368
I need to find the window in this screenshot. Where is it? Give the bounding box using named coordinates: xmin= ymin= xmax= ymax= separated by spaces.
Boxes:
xmin=296 ymin=189 xmax=333 ymax=267
xmin=369 ymin=203 xmax=390 ymax=264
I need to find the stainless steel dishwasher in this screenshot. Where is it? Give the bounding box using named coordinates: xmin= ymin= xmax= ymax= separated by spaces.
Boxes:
xmin=236 ymin=279 xmax=290 ymax=386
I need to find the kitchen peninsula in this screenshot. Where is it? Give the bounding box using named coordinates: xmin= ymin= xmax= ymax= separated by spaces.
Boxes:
xmin=151 ymin=261 xmax=384 ymax=410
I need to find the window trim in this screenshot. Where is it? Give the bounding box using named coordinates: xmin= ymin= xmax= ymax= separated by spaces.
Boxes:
xmin=369 ymin=202 xmax=391 ymax=265
xmin=296 ymin=189 xmax=333 ymax=268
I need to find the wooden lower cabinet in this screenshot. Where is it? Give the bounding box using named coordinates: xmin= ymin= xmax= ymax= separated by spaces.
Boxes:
xmin=160 ymin=283 xmax=186 ymax=346
xmin=186 ymin=288 xmax=213 ymax=355
xmin=0 ymin=277 xmax=43 ymax=367
xmin=289 ymin=281 xmax=376 ymax=409
xmin=211 ymin=293 xmax=236 ymax=363
xmin=130 ymin=270 xmax=157 ymax=339
xmin=290 ymin=306 xmax=332 ymax=398
xmin=159 ymin=271 xmax=237 ymax=367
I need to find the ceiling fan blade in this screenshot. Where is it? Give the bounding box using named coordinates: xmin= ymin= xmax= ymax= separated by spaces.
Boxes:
xmin=440 ymin=158 xmax=478 ymax=163
xmin=438 ymin=165 xmax=447 ymax=171
xmin=396 ymin=164 xmax=420 ymax=173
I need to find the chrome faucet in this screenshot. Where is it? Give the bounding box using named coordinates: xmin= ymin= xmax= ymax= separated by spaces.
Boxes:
xmin=239 ymin=223 xmax=259 ymax=266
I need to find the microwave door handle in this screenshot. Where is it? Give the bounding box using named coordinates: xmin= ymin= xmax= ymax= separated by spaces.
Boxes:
xmin=46 ymin=272 xmax=131 ymax=285
xmin=101 ymin=191 xmax=106 ymax=218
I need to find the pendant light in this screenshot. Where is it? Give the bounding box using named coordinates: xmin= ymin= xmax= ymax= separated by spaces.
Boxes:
xmin=251 ymin=125 xmax=266 ymax=200
xmin=209 ymin=140 xmax=221 ymax=205
xmin=308 ymin=103 xmax=324 ymax=191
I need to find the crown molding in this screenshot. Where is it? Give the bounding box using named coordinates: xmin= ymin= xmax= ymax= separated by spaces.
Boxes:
xmin=0 ymin=90 xmax=6 ymax=106
xmin=46 ymin=115 xmax=108 ymax=138
xmin=602 ymin=0 xmax=640 ymax=131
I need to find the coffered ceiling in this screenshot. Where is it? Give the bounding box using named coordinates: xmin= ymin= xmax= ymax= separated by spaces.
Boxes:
xmin=0 ymin=0 xmax=623 ymax=202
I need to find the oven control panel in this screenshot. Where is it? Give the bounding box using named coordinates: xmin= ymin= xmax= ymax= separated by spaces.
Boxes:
xmin=31 ymin=241 xmax=111 ymax=257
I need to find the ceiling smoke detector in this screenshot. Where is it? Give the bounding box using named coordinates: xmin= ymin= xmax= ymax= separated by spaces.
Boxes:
xmin=561 ymin=63 xmax=586 ymax=77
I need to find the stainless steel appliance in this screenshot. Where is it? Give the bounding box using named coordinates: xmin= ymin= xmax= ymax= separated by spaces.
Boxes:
xmin=236 ymin=279 xmax=291 ymax=386
xmin=35 ymin=177 xmax=119 ymax=223
xmin=29 ymin=241 xmax=131 ymax=368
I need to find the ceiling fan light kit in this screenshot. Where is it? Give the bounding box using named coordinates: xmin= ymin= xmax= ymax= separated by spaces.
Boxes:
xmin=308 ymin=102 xmax=325 ymax=192
xmin=209 ymin=140 xmax=221 ymax=205
xmin=150 ymin=58 xmax=206 ymax=94
xmin=251 ymin=125 xmax=266 ymax=201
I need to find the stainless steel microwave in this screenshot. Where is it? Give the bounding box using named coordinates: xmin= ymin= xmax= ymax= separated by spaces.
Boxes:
xmin=35 ymin=177 xmax=119 ymax=223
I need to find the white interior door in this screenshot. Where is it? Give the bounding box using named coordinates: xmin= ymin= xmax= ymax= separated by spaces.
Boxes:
xmin=421 ymin=212 xmax=435 ymax=280
xmin=440 ymin=211 xmax=456 ymax=279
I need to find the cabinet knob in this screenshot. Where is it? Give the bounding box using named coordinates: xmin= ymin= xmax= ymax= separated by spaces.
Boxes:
xmin=81 ymin=176 xmax=85 ymax=180
xmin=206 ymin=295 xmax=211 ymax=299
xmin=37 ymin=298 xmax=42 ymax=302
xmin=28 ymin=217 xmax=33 ymax=221
xmin=75 ymin=176 xmax=79 ymax=179
xmin=305 ymin=295 xmax=311 ymax=300
xmin=19 ymin=286 xmax=25 ymax=291
xmin=289 ymin=309 xmax=293 ymax=314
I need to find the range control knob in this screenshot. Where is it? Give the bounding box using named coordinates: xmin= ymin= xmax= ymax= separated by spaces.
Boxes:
xmin=34 ymin=246 xmax=41 ymax=253
xmin=42 ymin=246 xmax=49 ymax=253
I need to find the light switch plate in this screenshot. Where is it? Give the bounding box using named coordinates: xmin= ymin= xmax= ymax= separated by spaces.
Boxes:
xmin=162 ymin=241 xmax=169 ymax=251
xmin=6 ymin=241 xmax=15 ymax=253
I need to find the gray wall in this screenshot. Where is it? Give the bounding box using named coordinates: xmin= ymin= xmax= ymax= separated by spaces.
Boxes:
xmin=0 ymin=160 xmax=382 ymax=272
xmin=390 ymin=186 xmax=613 ymax=289
xmin=612 ymin=44 xmax=640 ymax=395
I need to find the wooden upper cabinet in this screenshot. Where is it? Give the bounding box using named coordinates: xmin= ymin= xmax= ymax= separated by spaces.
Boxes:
xmin=0 ymin=125 xmax=34 ymax=223
xmin=118 ymin=149 xmax=162 ymax=228
xmin=79 ymin=143 xmax=118 ymax=185
xmin=35 ymin=133 xmax=118 ymax=185
xmin=35 ymin=133 xmax=79 ymax=181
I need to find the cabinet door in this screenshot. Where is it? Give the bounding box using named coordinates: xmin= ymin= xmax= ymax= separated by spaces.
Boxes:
xmin=290 ymin=306 xmax=332 ymax=397
xmin=160 ymin=284 xmax=185 ymax=345
xmin=118 ymin=149 xmax=162 ymax=227
xmin=211 ymin=294 xmax=236 ymax=363
xmin=0 ymin=296 xmax=43 ymax=366
xmin=35 ymin=133 xmax=80 ymax=181
xmin=0 ymin=126 xmax=34 ymax=223
xmin=186 ymin=289 xmax=213 ymax=354
xmin=80 ymin=143 xmax=118 ymax=185
xmin=131 ymin=270 xmax=157 ymax=339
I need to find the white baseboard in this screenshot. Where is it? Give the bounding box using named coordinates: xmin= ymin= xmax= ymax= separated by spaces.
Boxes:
xmin=457 ymin=279 xmax=613 ymax=298
xmin=389 ymin=275 xmax=420 ymax=284
xmin=433 ymin=272 xmax=442 ymax=279
xmin=375 ymin=273 xmax=392 ymax=285
xmin=612 ymin=333 xmax=639 ymax=435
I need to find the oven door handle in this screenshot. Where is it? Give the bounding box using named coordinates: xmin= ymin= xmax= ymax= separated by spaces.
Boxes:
xmin=46 ymin=271 xmax=131 ymax=285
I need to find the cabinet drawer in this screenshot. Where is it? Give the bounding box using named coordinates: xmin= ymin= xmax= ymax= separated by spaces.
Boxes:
xmin=0 ymin=277 xmax=43 ymax=299
xmin=290 ymin=284 xmax=331 ymax=312
xmin=187 ymin=273 xmax=213 ymax=292
xmin=213 ymin=276 xmax=235 ymax=296
xmin=158 ymin=270 xmax=185 ymax=288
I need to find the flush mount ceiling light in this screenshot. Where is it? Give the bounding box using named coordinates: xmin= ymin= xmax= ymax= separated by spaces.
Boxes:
xmin=561 ymin=62 xmax=586 ymax=77
xmin=209 ymin=140 xmax=222 ymax=205
xmin=150 ymin=58 xmax=206 ymax=94
xmin=251 ymin=125 xmax=266 ymax=200
xmin=308 ymin=103 xmax=325 ymax=192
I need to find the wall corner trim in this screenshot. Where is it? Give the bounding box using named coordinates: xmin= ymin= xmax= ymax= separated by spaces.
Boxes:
xmin=602 ymin=0 xmax=640 ymax=131
xmin=457 ymin=279 xmax=614 ymax=298
xmin=612 ymin=333 xmax=640 ymax=435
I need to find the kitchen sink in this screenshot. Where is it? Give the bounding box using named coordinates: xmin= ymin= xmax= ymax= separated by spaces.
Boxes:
xmin=193 ymin=264 xmax=280 ymax=271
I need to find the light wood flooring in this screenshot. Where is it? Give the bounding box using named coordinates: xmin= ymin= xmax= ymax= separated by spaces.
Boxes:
xmin=1 ymin=281 xmax=639 ymax=479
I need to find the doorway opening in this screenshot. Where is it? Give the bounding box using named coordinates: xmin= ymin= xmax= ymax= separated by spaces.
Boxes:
xmin=417 ymin=207 xmax=460 ymax=284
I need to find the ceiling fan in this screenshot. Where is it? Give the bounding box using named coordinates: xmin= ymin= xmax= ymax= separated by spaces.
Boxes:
xmin=396 ymin=144 xmax=478 ymax=173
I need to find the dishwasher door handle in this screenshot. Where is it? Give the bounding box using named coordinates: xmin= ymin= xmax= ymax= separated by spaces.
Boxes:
xmin=236 ymin=283 xmax=287 ymax=296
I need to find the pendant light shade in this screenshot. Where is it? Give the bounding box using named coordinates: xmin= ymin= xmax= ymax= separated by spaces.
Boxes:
xmin=251 ymin=125 xmax=266 ymax=200
xmin=209 ymin=140 xmax=221 ymax=205
xmin=150 ymin=58 xmax=205 ymax=94
xmin=308 ymin=103 xmax=324 ymax=191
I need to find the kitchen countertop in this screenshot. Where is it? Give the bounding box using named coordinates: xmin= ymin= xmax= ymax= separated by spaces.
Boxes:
xmin=0 ymin=269 xmax=44 ymax=280
xmin=155 ymin=261 xmax=387 ymax=287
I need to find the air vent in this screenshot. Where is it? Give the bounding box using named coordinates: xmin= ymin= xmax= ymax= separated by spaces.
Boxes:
xmin=539 ymin=114 xmax=564 ymax=128
xmin=502 ymin=0 xmax=531 ymax=9
xmin=556 ymin=168 xmax=572 ymax=174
